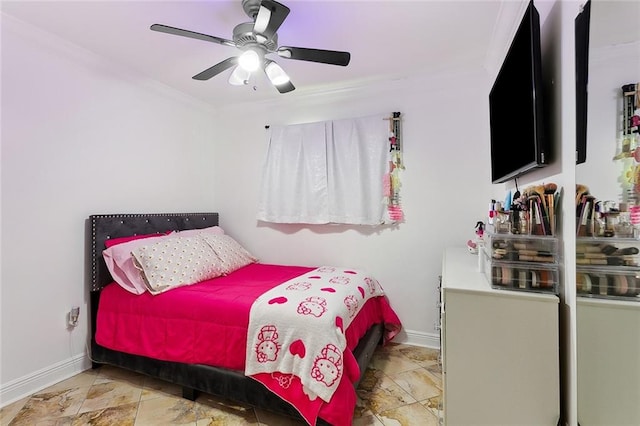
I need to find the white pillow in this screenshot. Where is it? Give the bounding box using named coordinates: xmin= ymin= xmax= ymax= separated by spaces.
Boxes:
xmin=131 ymin=235 xmax=224 ymax=295
xmin=201 ymin=234 xmax=257 ymax=275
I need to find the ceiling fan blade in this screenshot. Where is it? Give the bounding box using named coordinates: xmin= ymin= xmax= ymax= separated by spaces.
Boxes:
xmin=253 ymin=0 xmax=290 ymax=40
xmin=150 ymin=24 xmax=236 ymax=48
xmin=192 ymin=57 xmax=238 ymax=80
xmin=275 ymin=80 xmax=295 ymax=94
xmin=277 ymin=47 xmax=351 ymax=66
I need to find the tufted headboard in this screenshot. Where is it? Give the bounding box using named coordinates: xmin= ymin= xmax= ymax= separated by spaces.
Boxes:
xmin=89 ymin=213 xmax=219 ymax=292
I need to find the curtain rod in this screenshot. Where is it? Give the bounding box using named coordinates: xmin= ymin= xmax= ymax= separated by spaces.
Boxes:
xmin=265 ymin=112 xmax=401 ymax=129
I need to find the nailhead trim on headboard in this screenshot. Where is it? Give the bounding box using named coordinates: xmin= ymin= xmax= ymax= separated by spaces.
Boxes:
xmin=89 ymin=213 xmax=219 ymax=292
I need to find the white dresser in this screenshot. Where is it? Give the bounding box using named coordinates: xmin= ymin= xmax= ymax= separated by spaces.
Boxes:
xmin=440 ymin=247 xmax=560 ymax=425
xmin=577 ymin=297 xmax=640 ymax=425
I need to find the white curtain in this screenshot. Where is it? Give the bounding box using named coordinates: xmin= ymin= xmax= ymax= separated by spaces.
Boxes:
xmin=257 ymin=114 xmax=389 ymax=225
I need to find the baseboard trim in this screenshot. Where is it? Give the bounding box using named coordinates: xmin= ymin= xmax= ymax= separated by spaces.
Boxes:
xmin=393 ymin=328 xmax=440 ymax=349
xmin=1 ymin=353 xmax=91 ymax=407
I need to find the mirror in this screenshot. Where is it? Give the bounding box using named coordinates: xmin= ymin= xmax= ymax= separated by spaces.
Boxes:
xmin=575 ymin=1 xmax=640 ymax=424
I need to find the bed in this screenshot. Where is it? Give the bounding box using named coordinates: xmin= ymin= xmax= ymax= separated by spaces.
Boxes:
xmin=88 ymin=213 xmax=401 ymax=425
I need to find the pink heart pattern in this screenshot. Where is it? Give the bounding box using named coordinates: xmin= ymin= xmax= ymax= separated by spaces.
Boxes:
xmin=289 ymin=339 xmax=306 ymax=358
xmin=268 ymin=296 xmax=288 ymax=305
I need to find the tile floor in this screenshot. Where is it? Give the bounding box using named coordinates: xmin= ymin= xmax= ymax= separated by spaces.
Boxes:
xmin=1 ymin=343 xmax=442 ymax=426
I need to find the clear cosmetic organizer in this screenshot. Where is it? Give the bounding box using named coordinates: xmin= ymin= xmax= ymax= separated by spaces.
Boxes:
xmin=576 ymin=237 xmax=640 ymax=301
xmin=483 ymin=233 xmax=560 ymax=294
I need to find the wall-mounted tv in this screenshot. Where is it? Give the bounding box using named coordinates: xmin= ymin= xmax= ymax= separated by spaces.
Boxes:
xmin=489 ymin=0 xmax=548 ymax=184
xmin=575 ymin=0 xmax=590 ymax=164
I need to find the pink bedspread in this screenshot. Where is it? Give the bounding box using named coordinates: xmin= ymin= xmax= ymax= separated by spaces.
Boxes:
xmin=96 ymin=263 xmax=401 ymax=425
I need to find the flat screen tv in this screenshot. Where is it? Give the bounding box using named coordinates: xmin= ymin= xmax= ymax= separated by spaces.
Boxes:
xmin=575 ymin=0 xmax=590 ymax=164
xmin=489 ymin=0 xmax=548 ymax=184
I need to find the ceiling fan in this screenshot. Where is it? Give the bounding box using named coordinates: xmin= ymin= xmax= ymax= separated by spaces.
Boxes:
xmin=150 ymin=0 xmax=351 ymax=94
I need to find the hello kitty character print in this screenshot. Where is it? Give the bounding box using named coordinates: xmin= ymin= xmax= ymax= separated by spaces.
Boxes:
xmin=329 ymin=276 xmax=350 ymax=286
xmin=311 ymin=344 xmax=343 ymax=387
xmin=255 ymin=325 xmax=280 ymax=363
xmin=343 ymin=295 xmax=359 ymax=318
xmin=286 ymin=281 xmax=312 ymax=291
xmin=271 ymin=372 xmax=293 ymax=389
xmin=297 ymin=296 xmax=327 ymax=317
xmin=364 ymin=277 xmax=378 ymax=294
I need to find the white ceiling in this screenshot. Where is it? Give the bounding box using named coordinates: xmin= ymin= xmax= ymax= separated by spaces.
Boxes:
xmin=1 ymin=0 xmax=509 ymax=109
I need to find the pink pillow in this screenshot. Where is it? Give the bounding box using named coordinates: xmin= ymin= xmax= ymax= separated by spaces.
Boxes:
xmin=173 ymin=226 xmax=225 ymax=238
xmin=103 ymin=234 xmax=170 ymax=294
xmin=104 ymin=232 xmax=171 ymax=248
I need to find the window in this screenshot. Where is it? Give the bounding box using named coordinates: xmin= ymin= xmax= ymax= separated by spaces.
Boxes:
xmin=257 ymin=114 xmax=389 ymax=225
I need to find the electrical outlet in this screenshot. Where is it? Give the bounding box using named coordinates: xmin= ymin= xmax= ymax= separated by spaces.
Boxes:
xmin=68 ymin=306 xmax=80 ymax=327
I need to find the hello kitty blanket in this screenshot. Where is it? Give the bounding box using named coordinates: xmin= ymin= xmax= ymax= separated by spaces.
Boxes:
xmin=245 ymin=266 xmax=388 ymax=425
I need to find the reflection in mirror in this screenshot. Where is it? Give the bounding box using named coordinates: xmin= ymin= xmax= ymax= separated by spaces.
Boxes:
xmin=575 ymin=1 xmax=640 ymax=424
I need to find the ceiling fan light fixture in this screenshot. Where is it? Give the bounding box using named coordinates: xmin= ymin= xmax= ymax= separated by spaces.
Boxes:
xmin=264 ymin=60 xmax=290 ymax=86
xmin=151 ymin=0 xmax=351 ymax=93
xmin=228 ymin=66 xmax=251 ymax=85
xmin=238 ymin=49 xmax=261 ymax=72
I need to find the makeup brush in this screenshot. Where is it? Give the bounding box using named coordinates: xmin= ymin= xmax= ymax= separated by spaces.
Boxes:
xmin=576 ymin=184 xmax=590 ymax=205
xmin=544 ymin=183 xmax=557 ymax=194
xmin=544 ymin=183 xmax=557 ymax=234
xmin=513 ymin=179 xmax=520 ymax=200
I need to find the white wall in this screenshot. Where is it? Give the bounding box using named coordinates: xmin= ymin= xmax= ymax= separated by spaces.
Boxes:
xmin=0 ymin=15 xmax=219 ymax=403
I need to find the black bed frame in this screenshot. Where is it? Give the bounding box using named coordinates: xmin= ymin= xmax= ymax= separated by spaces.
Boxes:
xmin=88 ymin=213 xmax=383 ymax=423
